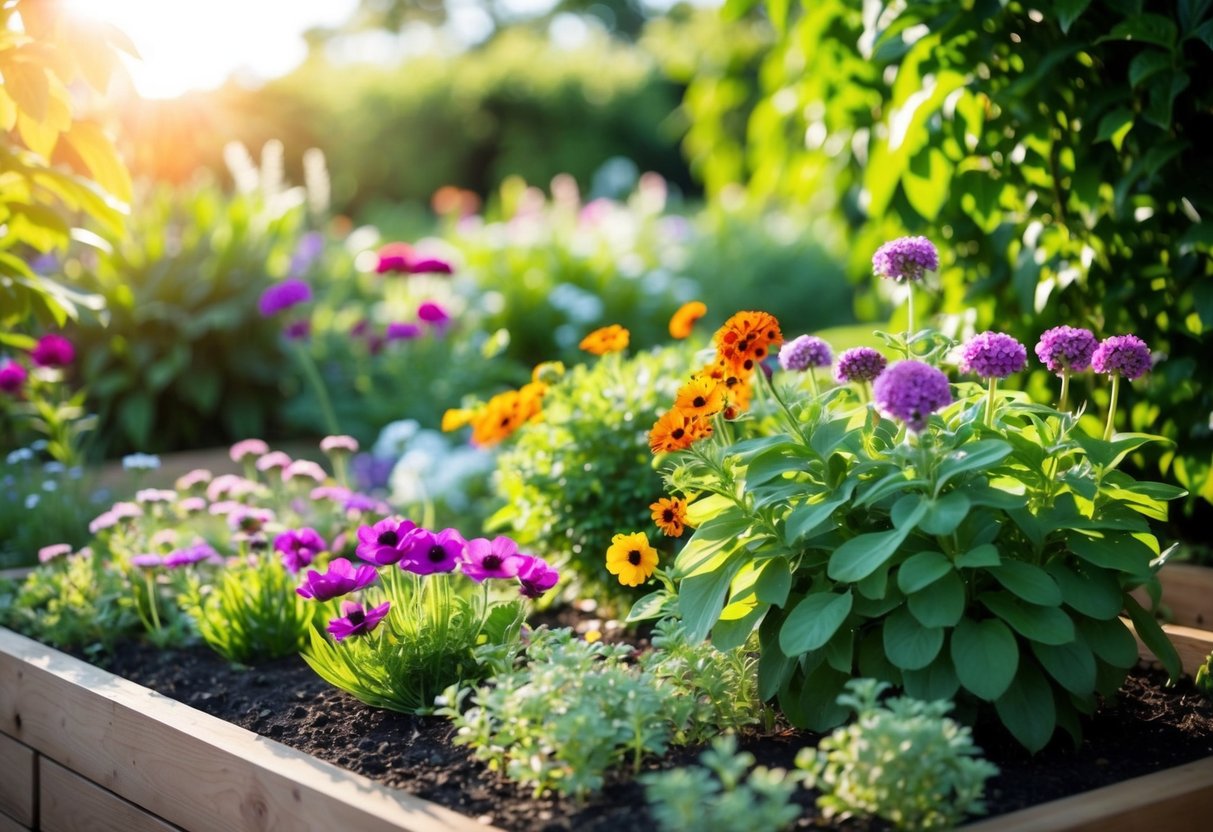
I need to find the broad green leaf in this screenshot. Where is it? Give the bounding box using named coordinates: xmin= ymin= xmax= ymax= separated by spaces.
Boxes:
xmin=1074 ymin=431 xmax=1170 ymax=469
xmin=981 ymin=592 xmax=1076 ymax=645
xmin=1104 ymin=13 xmax=1178 ymax=48
xmin=1095 ymin=108 xmax=1134 ymax=151
xmin=1055 ymin=0 xmax=1093 ymax=33
xmin=907 ymin=571 xmax=966 ymax=628
xmin=956 ymin=543 xmax=1002 ymax=568
xmin=953 ymin=616 xmax=1019 ymax=700
xmin=919 ymin=491 xmax=972 ymax=535
xmin=1068 ymin=533 xmax=1155 ymax=576
xmin=883 ymin=605 xmax=944 ymax=671
xmin=809 ymin=418 xmax=855 ymax=459
xmin=901 ymin=654 xmax=960 ymax=701
xmin=679 ymin=551 xmax=746 ymax=642
xmin=758 ymin=613 xmax=795 ymax=700
xmin=858 ymin=629 xmax=903 ymax=687
xmin=713 ymin=602 xmax=767 ymax=651
xmin=902 ymin=147 xmax=952 ymax=221
xmin=897 ymin=551 xmax=953 ymax=593
xmin=995 ymin=659 xmax=1057 ymax=753
xmin=745 ymin=442 xmax=813 ymax=487
xmin=989 ymin=561 xmax=1063 ymax=605
xmin=626 ymin=591 xmax=672 ymax=623
xmin=779 ymin=591 xmax=853 ymax=655
xmin=685 ymin=493 xmax=735 ymax=526
xmin=1123 ymin=595 xmax=1181 ymax=680
xmin=754 ymin=557 xmax=792 ymax=606
xmin=1032 ymin=637 xmax=1097 ymax=696
xmin=828 ymin=526 xmax=913 ymax=583
xmin=1129 ymin=49 xmax=1173 ymax=87
xmin=784 ymin=493 xmax=849 ymax=544
xmin=1045 ymin=561 xmax=1124 ymax=619
xmin=674 ymin=511 xmax=750 ymax=576
xmin=793 ymin=662 xmax=851 ymax=732
xmin=935 ymin=440 xmax=1013 ymax=491
xmin=1075 ymin=616 xmax=1140 ymax=668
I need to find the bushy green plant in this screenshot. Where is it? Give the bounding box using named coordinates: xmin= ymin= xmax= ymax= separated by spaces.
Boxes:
xmin=0 ymin=450 xmax=104 ymax=569
xmin=797 ymin=679 xmax=999 ymax=831
xmin=642 ymin=735 xmax=801 ymax=832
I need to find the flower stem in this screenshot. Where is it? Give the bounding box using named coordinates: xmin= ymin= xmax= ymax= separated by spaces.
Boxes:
xmin=1058 ymin=370 xmax=1071 ymax=413
xmin=808 ymin=368 xmax=820 ymax=398
xmin=906 ymin=282 xmax=915 ymax=340
xmin=1103 ymin=374 xmax=1121 ymax=441
xmin=985 ymin=377 xmax=998 ymax=428
xmin=292 ymin=341 xmax=340 ymax=436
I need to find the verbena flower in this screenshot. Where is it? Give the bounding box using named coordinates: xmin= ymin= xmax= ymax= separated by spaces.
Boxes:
xmin=0 ymin=359 xmax=27 ymax=394
xmin=31 ymin=334 xmax=75 ymax=367
xmin=516 ymin=555 xmax=560 ymax=599
xmin=386 ymin=322 xmax=421 ymax=341
xmin=873 ymin=360 xmax=953 ymax=432
xmin=255 ymin=451 xmax=292 ymax=473
xmin=355 ymin=517 xmax=417 ymax=565
xmin=399 ymin=526 xmax=463 ymax=575
xmin=283 ymin=459 xmax=327 ymax=483
xmin=959 ymin=332 xmax=1027 ymax=379
xmin=178 ymin=497 xmax=207 ymax=514
xmin=320 ymin=435 xmax=359 ymax=454
xmin=274 ymin=527 xmax=327 ymax=574
xmin=605 ymin=531 xmax=659 ymax=587
xmin=669 ymin=301 xmax=707 ymax=339
xmin=835 ymin=347 xmax=888 ymax=384
xmin=460 ymin=536 xmax=527 ymax=582
xmin=779 ymin=335 xmax=833 ymax=372
xmin=650 ymin=497 xmax=688 ymax=537
xmin=296 ymin=557 xmax=379 ymax=601
xmin=257 ymin=278 xmax=312 ymax=317
xmin=1092 ymin=334 xmax=1152 ymax=380
xmin=1034 ymin=326 xmax=1098 ymax=375
xmin=38 ymin=543 xmax=72 ymax=563
xmin=327 ymin=600 xmax=391 ymax=641
xmin=229 ymin=438 xmax=269 ymax=463
xmin=175 ymin=468 xmax=213 ymax=491
xmin=579 ymin=324 xmax=630 ymax=356
xmin=872 ymin=236 xmax=939 ymax=283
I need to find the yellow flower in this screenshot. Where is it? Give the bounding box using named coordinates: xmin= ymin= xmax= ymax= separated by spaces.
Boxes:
xmin=532 ymin=360 xmax=566 ymax=384
xmin=579 ymin=324 xmax=630 ymax=355
xmin=674 ymin=376 xmax=725 ymax=418
xmin=669 ymin=301 xmax=707 ymax=339
xmin=650 ymin=497 xmax=688 ymax=537
xmin=441 ymin=408 xmax=474 ymax=432
xmin=605 ymin=531 xmax=659 ymax=587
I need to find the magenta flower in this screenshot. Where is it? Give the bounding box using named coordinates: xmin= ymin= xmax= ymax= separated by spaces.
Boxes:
xmin=164 ymin=542 xmax=220 ymax=568
xmin=835 ymin=347 xmax=888 ymax=384
xmin=460 ymin=536 xmax=527 ymax=583
xmin=386 ymin=322 xmax=421 ymax=341
xmin=296 ymin=557 xmax=378 ymax=601
xmin=0 ymin=359 xmax=28 ymax=394
xmin=516 ymin=556 xmax=560 ymax=599
xmin=872 ymin=236 xmax=939 ymax=283
xmin=1034 ymin=326 xmax=1098 ymax=375
xmin=399 ymin=527 xmax=464 ymax=575
xmin=274 ymin=527 xmax=327 ymax=574
xmin=31 ymin=334 xmax=75 ymax=367
xmin=779 ymin=335 xmax=832 ymax=372
xmin=283 ymin=320 xmax=311 ymax=341
xmin=959 ymin=332 xmax=1027 ymax=379
xmin=230 ymin=439 xmax=270 ymax=463
xmin=873 ymin=360 xmax=953 ymax=432
xmin=418 ymin=301 xmax=451 ymax=328
xmin=327 ymin=600 xmax=391 ymax=641
xmin=130 ymin=553 xmax=164 ymax=569
xmin=257 ymin=279 xmax=312 ymax=317
xmin=355 ymin=517 xmax=418 ymax=565
xmin=1092 ymin=335 xmax=1152 ymax=381
xmin=408 ymin=256 xmax=453 ymax=275
xmin=375 ymin=242 xmax=415 ymax=274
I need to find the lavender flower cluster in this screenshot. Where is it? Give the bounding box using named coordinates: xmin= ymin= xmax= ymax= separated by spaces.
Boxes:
xmin=873 ymin=361 xmax=953 ymax=432
xmin=959 ymin=332 xmax=1027 ymax=379
xmin=779 ymin=335 xmax=833 ymax=371
xmin=872 ymin=236 xmax=940 ymax=283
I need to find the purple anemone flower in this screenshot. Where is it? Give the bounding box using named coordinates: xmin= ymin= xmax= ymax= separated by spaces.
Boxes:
xmin=959 ymin=332 xmax=1027 ymax=379
xmin=778 ymin=335 xmax=833 ymax=372
xmin=0 ymin=359 xmax=27 ymax=395
xmin=31 ymin=334 xmax=75 ymax=368
xmin=872 ymin=236 xmax=939 ymax=283
xmin=164 ymin=542 xmax=220 ymax=568
xmin=459 ymin=536 xmax=527 ymax=583
xmin=355 ymin=517 xmax=418 ymax=565
xmin=873 ymin=360 xmax=953 ymax=432
xmin=258 ymin=279 xmax=312 ymax=317
xmin=296 ymin=557 xmax=379 ymax=601
xmin=835 ymin=347 xmax=888 ymax=384
xmin=275 ymin=527 xmax=327 ymax=574
xmin=399 ymin=527 xmax=464 ymax=575
xmin=1092 ymin=335 xmax=1152 ymax=381
xmin=516 ymin=556 xmax=560 ymax=599
xmin=327 ymin=600 xmax=391 ymax=641
xmin=1034 ymin=326 xmax=1098 ymax=375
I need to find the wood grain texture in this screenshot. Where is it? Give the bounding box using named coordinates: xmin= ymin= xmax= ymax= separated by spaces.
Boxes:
xmin=1129 ymin=618 xmax=1213 ymax=676
xmin=0 ymin=809 xmax=31 ymax=832
xmin=0 ymin=731 xmax=35 ymax=826
xmin=0 ymin=627 xmax=498 ymax=832
xmin=963 ymin=756 xmax=1213 ymax=831
xmin=40 ymin=758 xmax=179 ymax=832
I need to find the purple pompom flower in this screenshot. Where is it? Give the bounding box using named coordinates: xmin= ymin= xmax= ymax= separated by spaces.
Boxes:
xmin=1034 ymin=326 xmax=1098 ymax=375
xmin=274 ymin=527 xmax=327 ymax=574
xmin=1092 ymin=334 xmax=1152 ymax=381
xmin=459 ymin=536 xmax=527 ymax=583
xmin=835 ymin=347 xmax=888 ymax=384
xmin=327 ymin=600 xmax=391 ymax=641
xmin=959 ymin=332 xmax=1027 ymax=379
xmin=31 ymin=334 xmax=75 ymax=368
xmin=257 ymin=279 xmax=312 ymax=317
xmin=355 ymin=517 xmax=418 ymax=565
xmin=779 ymin=335 xmax=833 ymax=372
xmin=0 ymin=359 xmax=27 ymax=395
xmin=516 ymin=555 xmax=560 ymax=599
xmin=872 ymin=360 xmax=952 ymax=432
xmin=872 ymin=236 xmax=939 ymax=283
xmin=296 ymin=557 xmax=378 ymax=601
xmin=399 ymin=527 xmax=464 ymax=575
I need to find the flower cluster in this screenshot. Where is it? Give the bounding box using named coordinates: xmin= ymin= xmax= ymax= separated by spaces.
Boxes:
xmin=580 ymin=324 xmax=630 ymax=355
xmin=873 ymin=360 xmax=953 ymax=432
xmin=1034 ymin=326 xmax=1098 ymax=375
xmin=779 ymin=335 xmax=833 ymax=372
xmin=443 ymin=376 xmax=548 ymax=447
xmin=1091 ymin=334 xmax=1152 ymax=381
xmin=958 ymin=332 xmax=1027 ymax=379
xmin=374 ymin=241 xmax=454 ymax=275
xmin=871 ymin=236 xmax=939 ymax=283
xmin=835 ymin=347 xmax=887 ymax=384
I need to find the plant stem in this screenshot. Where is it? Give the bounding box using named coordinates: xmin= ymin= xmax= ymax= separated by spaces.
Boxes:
xmin=1103 ymin=374 xmax=1121 ymax=441
xmin=906 ymin=282 xmax=916 ymax=342
xmin=1058 ymin=370 xmax=1071 ymax=413
xmin=292 ymin=341 xmax=340 ymax=436
xmin=985 ymin=377 xmax=998 ymax=428
xmin=808 ymin=368 xmax=820 ymax=398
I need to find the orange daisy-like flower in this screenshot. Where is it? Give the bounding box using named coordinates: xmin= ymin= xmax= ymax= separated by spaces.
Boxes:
xmin=674 ymin=375 xmax=725 ymax=418
xmin=579 ymin=324 xmax=630 ymax=356
xmin=649 ymin=408 xmax=713 ymax=454
xmin=650 ymin=497 xmax=688 ymax=537
xmin=715 ymin=310 xmax=783 ymax=376
xmin=516 ymin=381 xmax=547 ymax=423
xmin=669 ymin=301 xmax=707 ymax=339
xmin=470 ymin=390 xmax=524 ymax=446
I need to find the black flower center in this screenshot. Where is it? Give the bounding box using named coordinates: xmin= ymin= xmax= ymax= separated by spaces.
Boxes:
xmin=377 ymin=530 xmax=399 ymax=546
xmin=692 ymin=396 xmax=706 ymax=408
xmin=428 ymin=545 xmax=447 ymax=563
xmin=671 ymin=428 xmax=685 ymax=440
xmin=662 ymin=509 xmax=674 ymax=522
xmin=347 ymin=608 xmax=365 ymax=625
xmin=627 ymin=550 xmax=642 ymax=565
xmin=483 ymin=554 xmax=502 ymax=570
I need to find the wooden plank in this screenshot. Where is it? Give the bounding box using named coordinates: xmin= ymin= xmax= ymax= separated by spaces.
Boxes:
xmin=1157 ymin=564 xmax=1213 ymax=629
xmin=0 ymin=731 xmax=35 ymax=827
xmin=963 ymin=756 xmax=1213 ymax=831
xmin=40 ymin=758 xmax=179 ymax=832
xmin=0 ymin=810 xmax=30 ymax=832
xmin=0 ymin=627 xmax=499 ymax=832
xmin=1129 ymin=619 xmax=1213 ymax=677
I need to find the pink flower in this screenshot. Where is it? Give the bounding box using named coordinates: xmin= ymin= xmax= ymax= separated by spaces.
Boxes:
xmin=399 ymin=527 xmax=464 ymax=575
xmin=230 ymin=439 xmax=270 ymax=463
xmin=459 ymin=536 xmax=527 ymax=583
xmin=282 ymin=459 xmax=327 ymax=483
xmin=274 ymin=527 xmax=327 ymax=574
xmin=320 ymin=435 xmax=359 ymax=454
xmin=296 ymin=557 xmax=378 ymax=601
xmin=516 ymin=556 xmax=560 ymax=599
xmin=31 ymin=334 xmax=75 ymax=367
xmin=0 ymin=359 xmax=27 ymax=395
xmin=38 ymin=543 xmax=72 ymax=563
xmin=327 ymin=600 xmax=390 ymax=641
xmin=255 ymin=451 xmax=292 ymax=473
xmin=355 ymin=517 xmax=418 ymax=565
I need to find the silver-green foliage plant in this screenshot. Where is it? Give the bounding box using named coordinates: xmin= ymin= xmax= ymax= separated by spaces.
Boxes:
xmin=798 ymin=679 xmax=998 ymax=831
xmin=642 ymin=735 xmax=801 ymax=832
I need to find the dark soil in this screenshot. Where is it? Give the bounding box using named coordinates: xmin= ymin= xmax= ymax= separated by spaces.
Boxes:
xmin=82 ymin=622 xmax=1213 ymax=832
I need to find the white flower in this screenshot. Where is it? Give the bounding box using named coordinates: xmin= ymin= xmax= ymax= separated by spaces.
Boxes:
xmin=122 ymin=453 xmax=161 ymax=471
xmin=6 ymin=448 xmax=34 ymax=465
xmin=25 ymin=493 xmax=40 ymax=509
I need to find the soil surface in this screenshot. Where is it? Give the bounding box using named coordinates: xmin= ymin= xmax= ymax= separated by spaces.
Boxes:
xmin=82 ymin=621 xmax=1213 ymax=832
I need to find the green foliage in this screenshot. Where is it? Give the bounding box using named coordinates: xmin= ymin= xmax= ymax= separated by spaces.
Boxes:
xmin=692 ymin=0 xmax=1213 ymax=502
xmin=488 ymin=346 xmax=693 ymax=599
xmin=0 ymin=451 xmax=102 ymax=569
xmin=642 ymin=735 xmax=801 ymax=832
xmin=797 ymin=679 xmax=998 ymax=830
xmin=1 ymin=0 xmax=131 ymax=328
xmin=1196 ymin=651 xmax=1213 ymax=699
xmin=660 ymin=327 xmax=1184 ymax=751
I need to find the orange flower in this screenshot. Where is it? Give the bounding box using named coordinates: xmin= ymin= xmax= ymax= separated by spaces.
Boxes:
xmin=650 ymin=497 xmax=688 ymax=537
xmin=669 ymin=301 xmax=707 ymax=339
xmin=674 ymin=375 xmax=725 ymax=418
xmin=470 ymin=390 xmax=524 ymax=446
xmin=441 ymin=408 xmax=474 ymax=432
xmin=715 ymin=310 xmax=783 ymax=376
xmin=649 ymin=409 xmax=713 ymax=454
xmin=516 ymin=381 xmax=547 ymax=423
xmin=579 ymin=324 xmax=630 ymax=355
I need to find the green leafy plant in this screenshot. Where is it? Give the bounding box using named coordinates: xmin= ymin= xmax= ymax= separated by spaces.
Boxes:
xmin=797 ymin=679 xmax=999 ymax=831
xmin=642 ymin=735 xmax=801 ymax=832
xmin=1195 ymin=651 xmax=1213 ymax=699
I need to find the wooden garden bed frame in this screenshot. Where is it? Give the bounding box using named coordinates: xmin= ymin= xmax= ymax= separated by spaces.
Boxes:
xmin=2 ymin=565 xmax=1212 ymax=831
